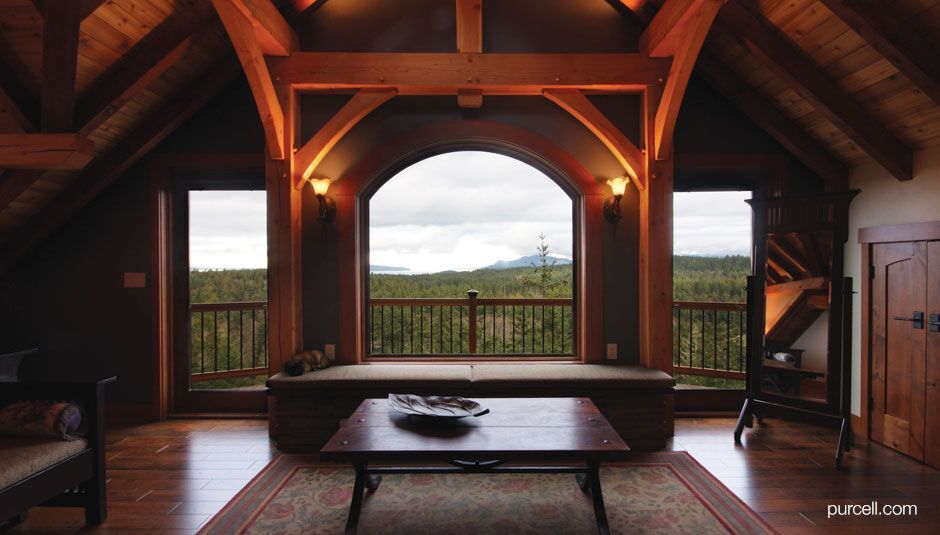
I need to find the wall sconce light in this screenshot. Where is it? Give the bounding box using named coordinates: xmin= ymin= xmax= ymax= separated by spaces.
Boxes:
xmin=308 ymin=177 xmax=336 ymax=224
xmin=604 ymin=176 xmax=629 ymax=223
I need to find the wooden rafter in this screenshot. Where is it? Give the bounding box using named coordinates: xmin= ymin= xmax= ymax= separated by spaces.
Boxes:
xmin=270 ymin=52 xmax=670 ymax=93
xmin=0 ymin=59 xmax=241 ymax=275
xmin=719 ymin=0 xmax=913 ymax=180
xmin=819 ymin=0 xmax=940 ymax=108
xmin=0 ymin=133 xmax=94 ymax=169
xmin=76 ymin=5 xmax=217 ymax=135
xmin=647 ymin=0 xmax=723 ymax=160
xmin=224 ymin=0 xmax=298 ymax=56
xmin=40 ymin=1 xmax=82 ymax=132
xmin=543 ymin=89 xmax=647 ymax=190
xmin=293 ymin=88 xmax=397 ymax=186
xmin=695 ymin=52 xmax=848 ymax=190
xmin=212 ymin=0 xmax=292 ymax=159
xmin=0 ymin=170 xmax=45 ymax=213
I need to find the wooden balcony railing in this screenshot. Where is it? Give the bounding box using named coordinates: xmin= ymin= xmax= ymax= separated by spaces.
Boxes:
xmin=190 ymin=301 xmax=268 ymax=382
xmin=673 ymin=301 xmax=747 ymax=380
xmin=370 ymin=291 xmax=574 ymax=356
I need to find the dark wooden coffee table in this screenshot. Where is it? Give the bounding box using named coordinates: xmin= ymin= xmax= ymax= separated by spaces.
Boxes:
xmin=320 ymin=397 xmax=630 ymax=535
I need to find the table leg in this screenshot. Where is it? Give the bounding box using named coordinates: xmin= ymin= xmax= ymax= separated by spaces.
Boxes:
xmin=587 ymin=461 xmax=610 ymax=535
xmin=344 ymin=463 xmax=369 ymax=535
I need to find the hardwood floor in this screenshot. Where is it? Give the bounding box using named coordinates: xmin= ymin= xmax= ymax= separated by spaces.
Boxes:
xmin=5 ymin=416 xmax=940 ymax=533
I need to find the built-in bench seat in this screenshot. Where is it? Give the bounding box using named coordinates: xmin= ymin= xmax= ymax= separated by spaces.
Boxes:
xmin=267 ymin=364 xmax=675 ymax=452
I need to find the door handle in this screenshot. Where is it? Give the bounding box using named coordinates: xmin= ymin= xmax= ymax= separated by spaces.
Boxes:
xmin=894 ymin=311 xmax=924 ymax=329
xmin=930 ymin=313 xmax=940 ymax=333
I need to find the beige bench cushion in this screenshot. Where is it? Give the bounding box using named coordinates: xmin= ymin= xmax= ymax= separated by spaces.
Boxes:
xmin=268 ymin=363 xmax=673 ymax=391
xmin=471 ymin=364 xmax=675 ymax=389
xmin=268 ymin=364 xmax=473 ymax=390
xmin=0 ymin=437 xmax=88 ymax=490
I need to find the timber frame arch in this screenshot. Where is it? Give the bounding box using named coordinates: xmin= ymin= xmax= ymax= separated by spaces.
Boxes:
xmin=331 ymin=120 xmax=606 ymax=364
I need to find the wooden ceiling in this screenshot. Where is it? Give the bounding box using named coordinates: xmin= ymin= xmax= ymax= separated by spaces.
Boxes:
xmin=0 ymin=0 xmax=939 ymax=272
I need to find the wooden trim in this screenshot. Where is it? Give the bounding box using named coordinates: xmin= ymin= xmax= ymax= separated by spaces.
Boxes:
xmin=364 ymin=356 xmax=579 ymax=363
xmin=694 ymin=52 xmax=849 ymax=190
xmin=0 ymin=133 xmax=94 ymax=169
xmin=819 ymin=0 xmax=940 ymax=108
xmin=673 ymin=300 xmax=746 ymax=311
xmin=641 ymin=0 xmax=712 ymax=57
xmin=270 ymin=52 xmax=671 ymax=93
xmin=212 ymin=0 xmax=286 ymax=159
xmin=40 ymin=1 xmax=81 ymax=131
xmin=0 ymin=170 xmax=45 ymax=213
xmin=718 ymin=0 xmax=912 ymax=181
xmin=765 ymin=276 xmax=827 ymax=294
xmin=190 ymin=367 xmax=269 ymax=382
xmin=31 ymin=0 xmax=104 ymax=20
xmin=456 ymin=0 xmax=483 ymax=53
xmin=653 ymin=0 xmax=722 ymax=160
xmin=857 ymin=242 xmax=870 ymax=440
xmin=151 ymin=164 xmax=172 ymax=422
xmin=293 ymin=88 xmax=396 ymax=186
xmin=457 ymin=88 xmax=484 ymax=109
xmin=543 ymin=89 xmax=647 ymax=190
xmin=858 ymin=221 xmax=940 ymax=244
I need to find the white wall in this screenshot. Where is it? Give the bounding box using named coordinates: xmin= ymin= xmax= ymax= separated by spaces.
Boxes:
xmin=846 ymin=146 xmax=940 ymax=415
xmin=792 ymin=311 xmax=829 ymax=373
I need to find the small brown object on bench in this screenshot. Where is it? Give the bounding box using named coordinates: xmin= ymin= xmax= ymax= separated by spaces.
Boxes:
xmin=0 ymin=377 xmax=114 ymax=527
xmin=267 ymin=364 xmax=674 ymax=452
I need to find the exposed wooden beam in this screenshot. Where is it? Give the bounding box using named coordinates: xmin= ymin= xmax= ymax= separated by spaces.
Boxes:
xmin=40 ymin=1 xmax=82 ymax=131
xmin=543 ymin=89 xmax=647 ymax=189
xmin=76 ymin=6 xmax=216 ymax=135
xmin=0 ymin=59 xmax=241 ymax=275
xmin=32 ymin=0 xmax=105 ymax=20
xmin=213 ymin=0 xmax=286 ymax=159
xmin=270 ymin=52 xmax=671 ymax=93
xmin=719 ymin=0 xmax=913 ymax=180
xmin=294 ymin=88 xmax=396 ymax=186
xmin=224 ymin=0 xmax=298 ymax=56
xmin=0 ymin=133 xmax=94 ymax=169
xmin=0 ymin=57 xmax=39 ymax=132
xmin=819 ymin=0 xmax=940 ymax=108
xmin=652 ymin=0 xmax=723 ymax=159
xmin=695 ymin=52 xmax=849 ymax=190
xmin=456 ymin=0 xmax=483 ymax=53
xmin=641 ymin=0 xmax=719 ymax=57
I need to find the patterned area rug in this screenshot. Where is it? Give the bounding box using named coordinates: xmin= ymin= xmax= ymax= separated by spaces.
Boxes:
xmin=201 ymin=452 xmax=773 ymax=534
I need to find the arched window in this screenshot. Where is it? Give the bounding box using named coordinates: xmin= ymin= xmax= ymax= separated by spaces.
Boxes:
xmin=365 ymin=151 xmax=576 ymax=358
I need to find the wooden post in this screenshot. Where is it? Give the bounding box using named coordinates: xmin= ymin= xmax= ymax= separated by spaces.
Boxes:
xmin=639 ymin=86 xmax=675 ymax=374
xmin=467 ymin=290 xmax=479 ymax=353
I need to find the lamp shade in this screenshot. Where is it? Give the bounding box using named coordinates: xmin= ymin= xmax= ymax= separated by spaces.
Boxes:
xmin=309 ymin=178 xmax=332 ymax=196
xmin=606 ymin=176 xmax=629 ymax=197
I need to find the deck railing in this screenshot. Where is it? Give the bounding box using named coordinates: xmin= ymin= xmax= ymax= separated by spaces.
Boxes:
xmin=672 ymin=301 xmax=747 ymax=380
xmin=190 ymin=301 xmax=268 ymax=382
xmin=370 ymin=291 xmax=574 ymax=356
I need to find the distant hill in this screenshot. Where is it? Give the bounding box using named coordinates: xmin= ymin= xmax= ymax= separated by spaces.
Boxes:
xmin=370 ymin=264 xmax=409 ymax=272
xmin=483 ymin=255 xmax=573 ymax=270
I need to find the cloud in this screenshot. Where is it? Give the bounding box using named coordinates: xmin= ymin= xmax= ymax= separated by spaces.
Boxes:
xmin=673 ymin=191 xmax=752 ymax=256
xmin=190 ymin=191 xmax=267 ymax=269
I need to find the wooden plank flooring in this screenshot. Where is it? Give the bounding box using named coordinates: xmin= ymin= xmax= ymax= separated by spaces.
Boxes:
xmin=5 ymin=417 xmax=940 ymax=533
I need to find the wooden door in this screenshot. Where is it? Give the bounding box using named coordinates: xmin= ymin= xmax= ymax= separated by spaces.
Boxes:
xmin=871 ymin=241 xmax=927 ymax=460
xmin=926 ymin=242 xmax=940 ymax=467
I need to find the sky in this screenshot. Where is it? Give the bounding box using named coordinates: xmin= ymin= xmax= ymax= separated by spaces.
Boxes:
xmin=186 ymin=153 xmax=752 ymax=271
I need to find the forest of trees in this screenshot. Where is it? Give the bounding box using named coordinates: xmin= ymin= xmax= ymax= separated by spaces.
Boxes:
xmin=188 ymin=254 xmax=750 ymax=389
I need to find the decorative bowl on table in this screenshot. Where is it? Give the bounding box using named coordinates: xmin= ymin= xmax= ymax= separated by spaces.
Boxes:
xmin=388 ymin=394 xmax=489 ymax=419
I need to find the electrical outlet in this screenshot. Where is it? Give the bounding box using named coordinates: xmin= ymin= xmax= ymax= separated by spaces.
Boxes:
xmin=324 ymin=344 xmax=336 ymax=361
xmin=606 ymin=343 xmax=618 ymax=360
